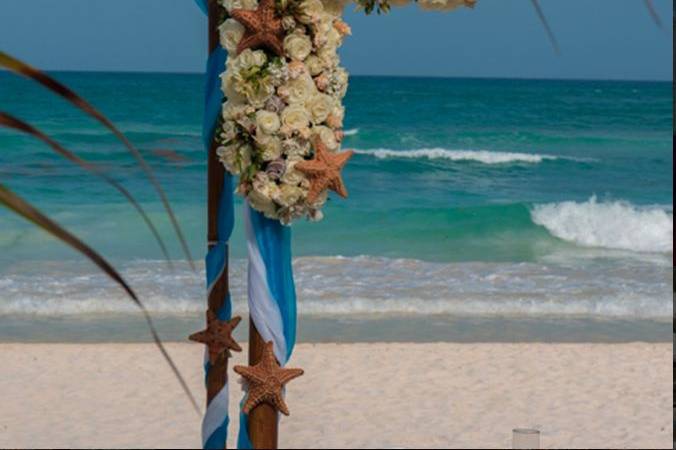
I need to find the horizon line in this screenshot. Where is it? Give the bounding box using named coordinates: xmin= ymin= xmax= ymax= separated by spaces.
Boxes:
xmin=0 ymin=68 xmax=670 ymax=83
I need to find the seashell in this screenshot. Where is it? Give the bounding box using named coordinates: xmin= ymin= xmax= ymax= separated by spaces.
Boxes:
xmin=265 ymin=95 xmax=286 ymax=113
xmin=314 ymin=74 xmax=329 ymax=92
xmin=334 ymin=130 xmax=344 ymax=142
xmin=287 ymin=61 xmax=307 ymax=79
xmin=236 ymin=116 xmax=256 ymax=134
xmin=282 ymin=16 xmax=296 ymax=31
xmin=265 ymin=159 xmax=286 ymax=180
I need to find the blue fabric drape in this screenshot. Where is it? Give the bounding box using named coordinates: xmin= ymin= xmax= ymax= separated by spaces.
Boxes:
xmin=195 ymin=2 xmax=298 ymax=448
xmin=196 ymin=1 xmax=235 ymax=449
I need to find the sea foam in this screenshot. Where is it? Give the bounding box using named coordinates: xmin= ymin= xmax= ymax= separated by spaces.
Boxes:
xmin=353 ymin=148 xmax=561 ymax=164
xmin=0 ymin=256 xmax=671 ymax=319
xmin=531 ymin=197 xmax=673 ymax=253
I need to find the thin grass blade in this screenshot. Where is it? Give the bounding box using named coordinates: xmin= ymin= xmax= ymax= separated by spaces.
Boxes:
xmin=152 ymin=148 xmax=190 ymax=164
xmin=0 ymin=183 xmax=201 ymax=415
xmin=643 ymin=0 xmax=663 ymax=28
xmin=0 ymin=51 xmax=195 ymax=270
xmin=530 ymin=0 xmax=561 ymax=55
xmin=0 ymin=112 xmax=173 ymax=270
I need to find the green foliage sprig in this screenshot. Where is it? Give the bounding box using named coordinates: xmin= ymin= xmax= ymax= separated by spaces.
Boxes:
xmin=355 ymin=0 xmax=409 ymax=15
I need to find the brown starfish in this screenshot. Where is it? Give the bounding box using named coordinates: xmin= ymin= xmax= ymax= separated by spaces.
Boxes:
xmin=230 ymin=0 xmax=285 ymax=56
xmin=295 ymin=136 xmax=354 ymax=204
xmin=189 ymin=311 xmax=242 ymax=364
xmin=233 ymin=341 xmax=304 ymax=416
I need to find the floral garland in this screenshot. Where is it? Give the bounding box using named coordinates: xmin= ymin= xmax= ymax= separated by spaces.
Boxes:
xmin=216 ymin=0 xmax=351 ymax=224
xmin=217 ymin=0 xmax=475 ymax=224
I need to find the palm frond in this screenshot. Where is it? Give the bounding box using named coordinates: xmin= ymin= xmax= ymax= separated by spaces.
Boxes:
xmin=0 ymin=112 xmax=173 ymax=269
xmin=530 ymin=0 xmax=561 ymax=55
xmin=0 ymin=51 xmax=196 ymax=270
xmin=0 ymin=183 xmax=201 ymax=416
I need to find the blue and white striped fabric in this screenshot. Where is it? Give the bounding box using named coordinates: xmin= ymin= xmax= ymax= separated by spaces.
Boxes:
xmin=195 ymin=1 xmax=235 ymax=449
xmin=195 ymin=1 xmax=298 ymax=448
xmin=237 ymin=203 xmax=297 ymax=449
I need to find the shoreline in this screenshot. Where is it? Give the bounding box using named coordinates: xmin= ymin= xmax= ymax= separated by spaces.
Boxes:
xmin=0 ymin=315 xmax=671 ymax=344
xmin=0 ymin=342 xmax=671 ymax=449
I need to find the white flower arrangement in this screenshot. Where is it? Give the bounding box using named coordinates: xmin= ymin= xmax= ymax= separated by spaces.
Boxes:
xmin=217 ymin=0 xmax=353 ymax=224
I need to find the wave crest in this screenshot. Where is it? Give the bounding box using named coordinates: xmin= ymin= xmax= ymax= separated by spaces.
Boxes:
xmin=531 ymin=197 xmax=673 ymax=253
xmin=353 ymin=148 xmax=562 ymax=164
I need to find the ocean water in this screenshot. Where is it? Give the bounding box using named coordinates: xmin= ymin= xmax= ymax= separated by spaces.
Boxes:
xmin=0 ymin=73 xmax=672 ymax=342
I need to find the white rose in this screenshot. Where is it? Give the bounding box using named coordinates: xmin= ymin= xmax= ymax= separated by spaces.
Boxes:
xmin=275 ymin=183 xmax=304 ymax=207
xmin=333 ymin=67 xmax=349 ymax=89
xmin=248 ymin=189 xmax=278 ymax=219
xmin=217 ymin=142 xmax=252 ymax=175
xmin=235 ymin=73 xmax=274 ymax=108
xmin=236 ymin=49 xmax=267 ymax=69
xmin=332 ymin=104 xmax=345 ymax=122
xmin=249 ymin=88 xmax=274 ymax=109
xmin=311 ymin=17 xmax=332 ymax=47
xmin=219 ymin=19 xmax=244 ymax=54
xmin=305 ymin=55 xmax=325 ymax=76
xmin=284 ymin=74 xmax=316 ymax=104
xmin=220 ymin=119 xmax=238 ymax=142
xmin=255 ymin=110 xmax=281 ymax=134
xmin=281 ymin=104 xmax=311 ymax=131
xmin=222 ymin=101 xmax=253 ymax=121
xmin=237 ymin=143 xmax=253 ymax=172
xmin=221 ymin=73 xmax=246 ymax=103
xmin=317 ymin=45 xmax=339 ymax=68
xmin=296 ymin=0 xmax=324 ymax=24
xmin=283 ymin=32 xmax=313 ymax=61
xmin=305 ymin=93 xmax=333 ymax=124
xmin=313 ymin=125 xmax=339 ymax=150
xmin=325 ymin=26 xmax=342 ymax=49
xmin=325 ymin=102 xmax=345 ymax=128
xmin=255 ymin=134 xmax=283 ymax=161
xmin=217 ymin=144 xmax=239 ymax=174
xmin=281 ymin=160 xmax=309 ymax=186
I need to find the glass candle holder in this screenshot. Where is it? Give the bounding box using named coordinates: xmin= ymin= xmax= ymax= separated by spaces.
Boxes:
xmin=512 ymin=428 xmax=540 ymax=449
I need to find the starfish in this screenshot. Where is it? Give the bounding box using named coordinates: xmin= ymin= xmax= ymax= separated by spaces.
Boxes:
xmin=233 ymin=341 xmax=304 ymax=416
xmin=230 ymin=0 xmax=285 ymax=56
xmin=189 ymin=311 xmax=242 ymax=364
xmin=295 ymin=136 xmax=354 ymax=204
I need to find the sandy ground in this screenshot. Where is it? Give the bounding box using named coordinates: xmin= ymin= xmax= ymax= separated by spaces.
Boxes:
xmin=0 ymin=342 xmax=671 ymax=449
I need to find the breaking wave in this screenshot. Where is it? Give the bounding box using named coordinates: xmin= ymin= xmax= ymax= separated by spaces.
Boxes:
xmin=532 ymin=197 xmax=673 ymax=253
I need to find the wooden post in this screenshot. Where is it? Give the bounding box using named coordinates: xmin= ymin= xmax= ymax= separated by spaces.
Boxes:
xmin=248 ymin=320 xmax=279 ymax=449
xmin=205 ymin=2 xmax=230 ymax=448
xmin=207 ymin=2 xmax=278 ymax=448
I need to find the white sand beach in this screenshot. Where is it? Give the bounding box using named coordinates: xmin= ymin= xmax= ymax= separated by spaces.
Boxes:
xmin=0 ymin=342 xmax=671 ymax=449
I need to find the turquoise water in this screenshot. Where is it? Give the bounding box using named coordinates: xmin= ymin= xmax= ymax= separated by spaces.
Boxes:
xmin=0 ymin=72 xmax=672 ymax=341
